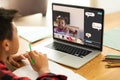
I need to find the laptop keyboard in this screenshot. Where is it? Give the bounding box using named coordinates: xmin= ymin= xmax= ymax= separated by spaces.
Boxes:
xmin=46 ymin=42 xmax=92 ymax=58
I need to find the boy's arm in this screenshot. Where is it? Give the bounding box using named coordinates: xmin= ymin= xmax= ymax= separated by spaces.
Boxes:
xmin=38 ymin=73 xmax=67 ymax=80
xmin=0 ymin=62 xmax=67 ymax=80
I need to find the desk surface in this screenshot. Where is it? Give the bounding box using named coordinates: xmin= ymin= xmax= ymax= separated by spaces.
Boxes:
xmin=18 ymin=11 xmax=120 ymax=80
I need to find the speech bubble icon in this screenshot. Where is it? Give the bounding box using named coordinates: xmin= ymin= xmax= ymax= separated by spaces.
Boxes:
xmin=92 ymin=22 xmax=102 ymax=31
xmin=85 ymin=33 xmax=91 ymax=38
xmin=85 ymin=12 xmax=95 ymax=17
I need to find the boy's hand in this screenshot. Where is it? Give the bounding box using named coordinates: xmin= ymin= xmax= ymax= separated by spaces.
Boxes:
xmin=8 ymin=54 xmax=26 ymax=67
xmin=27 ymin=51 xmax=50 ymax=75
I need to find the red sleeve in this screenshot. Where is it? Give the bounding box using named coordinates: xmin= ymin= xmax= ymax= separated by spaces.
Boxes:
xmin=37 ymin=73 xmax=67 ymax=80
xmin=0 ymin=61 xmax=31 ymax=80
xmin=0 ymin=62 xmax=67 ymax=80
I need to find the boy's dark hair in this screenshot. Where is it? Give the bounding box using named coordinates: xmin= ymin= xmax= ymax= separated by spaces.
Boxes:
xmin=0 ymin=8 xmax=18 ymax=41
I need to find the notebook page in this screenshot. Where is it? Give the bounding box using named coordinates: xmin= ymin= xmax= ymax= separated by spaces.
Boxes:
xmin=13 ymin=60 xmax=87 ymax=80
xmin=104 ymin=27 xmax=120 ymax=51
xmin=17 ymin=26 xmax=52 ymax=43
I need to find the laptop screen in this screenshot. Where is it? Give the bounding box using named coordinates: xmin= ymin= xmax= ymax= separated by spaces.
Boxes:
xmin=52 ymin=3 xmax=104 ymax=50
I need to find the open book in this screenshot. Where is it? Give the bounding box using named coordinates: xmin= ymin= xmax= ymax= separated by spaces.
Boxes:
xmin=13 ymin=60 xmax=87 ymax=80
xmin=17 ymin=26 xmax=52 ymax=43
xmin=104 ymin=27 xmax=120 ymax=51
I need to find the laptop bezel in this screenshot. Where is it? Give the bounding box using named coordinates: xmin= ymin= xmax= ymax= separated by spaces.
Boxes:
xmin=52 ymin=3 xmax=104 ymax=51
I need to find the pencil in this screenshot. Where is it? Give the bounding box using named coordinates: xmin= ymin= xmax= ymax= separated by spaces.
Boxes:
xmin=104 ymin=56 xmax=120 ymax=60
xmin=29 ymin=43 xmax=32 ymax=51
xmin=106 ymin=63 xmax=120 ymax=68
xmin=28 ymin=43 xmax=35 ymax=65
xmin=105 ymin=54 xmax=120 ymax=59
xmin=105 ymin=54 xmax=120 ymax=57
xmin=102 ymin=59 xmax=120 ymax=62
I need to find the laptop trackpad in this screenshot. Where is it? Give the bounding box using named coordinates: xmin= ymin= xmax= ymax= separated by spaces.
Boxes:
xmin=46 ymin=51 xmax=66 ymax=60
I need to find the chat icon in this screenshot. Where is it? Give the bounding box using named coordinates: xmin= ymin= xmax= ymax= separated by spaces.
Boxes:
xmin=85 ymin=12 xmax=95 ymax=17
xmin=85 ymin=33 xmax=91 ymax=38
xmin=92 ymin=22 xmax=102 ymax=31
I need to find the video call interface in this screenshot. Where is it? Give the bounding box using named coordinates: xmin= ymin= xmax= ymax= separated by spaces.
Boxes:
xmin=53 ymin=4 xmax=104 ymax=49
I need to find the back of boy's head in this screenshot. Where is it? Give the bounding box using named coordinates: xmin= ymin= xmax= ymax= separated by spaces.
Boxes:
xmin=0 ymin=8 xmax=18 ymax=41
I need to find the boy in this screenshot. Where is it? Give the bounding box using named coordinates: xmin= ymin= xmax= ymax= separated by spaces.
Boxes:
xmin=0 ymin=8 xmax=67 ymax=80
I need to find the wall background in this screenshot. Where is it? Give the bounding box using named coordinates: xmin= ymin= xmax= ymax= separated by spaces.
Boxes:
xmin=0 ymin=0 xmax=47 ymax=16
xmin=1 ymin=0 xmax=120 ymax=15
xmin=91 ymin=0 xmax=120 ymax=14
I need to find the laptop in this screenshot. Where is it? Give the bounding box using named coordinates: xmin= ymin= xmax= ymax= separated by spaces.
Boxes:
xmin=33 ymin=3 xmax=104 ymax=69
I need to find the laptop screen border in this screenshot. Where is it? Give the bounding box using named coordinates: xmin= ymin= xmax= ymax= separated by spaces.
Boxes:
xmin=52 ymin=3 xmax=104 ymax=51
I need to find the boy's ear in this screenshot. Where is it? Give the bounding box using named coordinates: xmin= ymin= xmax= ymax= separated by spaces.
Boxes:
xmin=2 ymin=39 xmax=10 ymax=51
